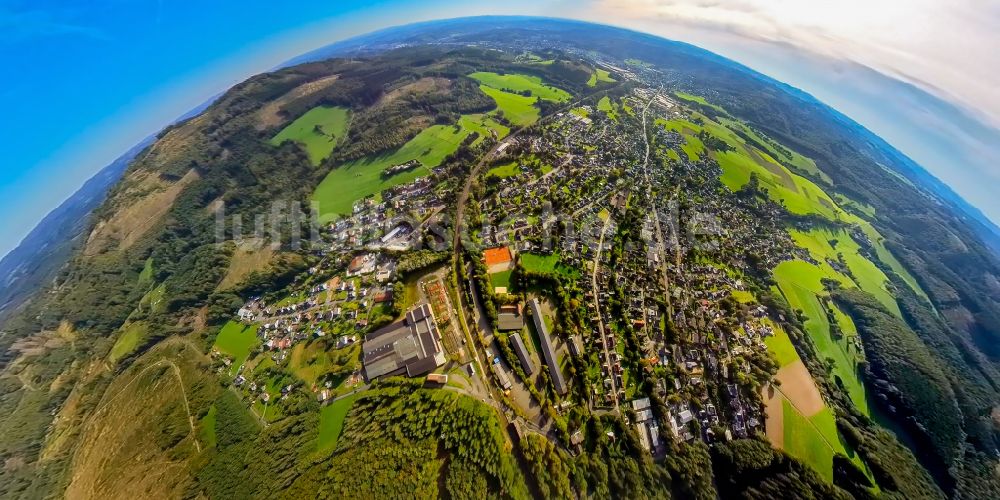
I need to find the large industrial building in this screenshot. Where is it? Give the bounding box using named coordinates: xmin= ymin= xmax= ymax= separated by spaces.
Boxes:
xmin=528 ymin=298 xmax=567 ymax=394
xmin=362 ymin=303 xmax=446 ymax=381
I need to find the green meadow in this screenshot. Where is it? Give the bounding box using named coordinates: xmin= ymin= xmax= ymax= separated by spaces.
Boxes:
xmin=469 ymin=72 xmax=572 ymax=102
xmin=782 ymin=401 xmax=860 ymax=483
xmin=674 ymin=91 xmax=726 ymax=114
xmin=789 ymin=228 xmax=901 ymax=317
xmin=313 ymin=114 xmax=504 ymax=222
xmin=659 ymin=113 xmax=848 ymax=221
xmin=198 ymin=405 xmax=218 ymax=449
xmin=317 ymin=393 xmax=360 ymax=451
xmin=718 ymin=116 xmax=831 ymax=183
xmin=587 ymin=68 xmax=615 ymax=87
xmin=856 ymin=222 xmax=931 ymax=304
xmin=270 ymin=106 xmax=350 ymax=165
xmin=716 ymin=147 xmax=845 ymax=220
xmin=110 ymin=321 xmax=147 ymax=362
xmin=753 ymin=287 xmax=867 ymax=483
xmin=137 ymin=257 xmax=155 ymax=287
xmin=774 ymin=270 xmax=870 ymax=416
xmin=521 ymin=252 xmax=559 ymax=273
xmin=459 ymin=113 xmax=509 ymax=145
xmin=597 ymin=96 xmax=618 ymax=121
xmin=478 ymin=86 xmax=541 ymax=126
xmin=487 ymin=161 xmax=521 ymax=178
xmin=490 ymin=269 xmax=513 ymax=290
xmin=762 ymin=319 xmax=799 ymax=367
xmin=214 ymin=321 xmax=260 ymax=375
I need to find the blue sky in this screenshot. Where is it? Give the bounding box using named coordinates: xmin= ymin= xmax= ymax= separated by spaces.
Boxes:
xmin=2 ymin=0 xmax=998 ymax=259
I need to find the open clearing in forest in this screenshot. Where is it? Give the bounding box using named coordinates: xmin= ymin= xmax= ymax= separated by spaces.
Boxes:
xmin=597 ymin=96 xmax=618 ymax=121
xmin=213 ymin=321 xmax=260 ymax=375
xmin=317 ymin=392 xmax=359 ymax=451
xmin=587 ymin=68 xmax=615 ymax=86
xmin=469 ymin=72 xmax=572 ymax=102
xmin=471 ymin=71 xmax=571 ymax=126
xmin=313 ymin=114 xmax=506 ymax=221
xmin=110 ymin=321 xmax=147 ymax=363
xmin=270 ymin=106 xmax=350 ymax=165
xmin=479 ymin=86 xmax=541 ymax=126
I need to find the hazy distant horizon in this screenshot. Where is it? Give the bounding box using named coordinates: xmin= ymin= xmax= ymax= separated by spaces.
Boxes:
xmin=2 ymin=2 xmax=998 ymax=260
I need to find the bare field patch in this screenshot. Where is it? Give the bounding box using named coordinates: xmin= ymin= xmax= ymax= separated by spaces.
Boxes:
xmin=84 ymin=169 xmax=199 ymax=255
xmin=217 ymin=240 xmax=274 ymax=291
xmin=142 ymin=113 xmax=208 ymax=164
xmin=762 ymin=384 xmax=785 ymax=448
xmin=376 ymin=77 xmax=452 ymax=109
xmin=775 ymin=360 xmax=825 ymax=417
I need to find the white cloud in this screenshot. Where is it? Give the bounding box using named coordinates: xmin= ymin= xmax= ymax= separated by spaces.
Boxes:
xmin=585 ymin=0 xmax=1000 ymax=130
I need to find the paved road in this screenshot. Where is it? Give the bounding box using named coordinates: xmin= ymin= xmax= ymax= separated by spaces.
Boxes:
xmin=591 ymin=208 xmax=620 ymax=412
xmin=640 ymin=97 xmax=677 ymax=318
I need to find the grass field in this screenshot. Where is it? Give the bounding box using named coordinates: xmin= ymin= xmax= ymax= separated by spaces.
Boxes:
xmin=217 ymin=243 xmax=274 ymax=291
xmin=478 ymin=86 xmax=541 ymax=126
xmin=269 ymin=106 xmax=350 ymax=165
xmin=289 ymin=342 xmax=330 ymax=388
xmin=213 ymin=321 xmax=260 ymax=375
xmin=521 ymin=252 xmax=559 ymax=273
xmin=782 ymin=400 xmax=853 ymax=482
xmin=587 ymin=68 xmax=615 ymax=87
xmin=459 ymin=113 xmax=509 ymax=145
xmin=715 ymin=147 xmax=845 ymax=220
xmin=288 ymin=341 xmax=359 ymax=388
xmin=198 ymin=404 xmax=217 ymax=449
xmin=317 ymin=393 xmax=359 ymax=451
xmin=658 ymin=114 xmax=848 ymax=220
xmin=110 ymin=321 xmax=147 ymax=362
xmin=487 ymin=161 xmax=521 ymax=178
xmin=762 ymin=319 xmax=799 ymax=367
xmin=789 ymin=228 xmax=901 ymax=317
xmin=597 ymin=96 xmax=618 ymax=121
xmin=834 ymin=194 xmax=877 ymax=218
xmin=856 ymin=222 xmax=931 ymax=304
xmin=137 ymin=257 xmax=154 ymax=287
xmin=674 ymin=91 xmax=727 ymax=114
xmin=490 ymin=269 xmax=513 ymax=290
xmin=313 ymin=114 xmax=503 ymax=222
xmin=137 ymin=282 xmax=166 ymax=315
xmin=730 ymin=289 xmax=755 ymax=303
xmin=718 ymin=116 xmax=830 ymax=183
xmin=773 ymin=261 xmax=870 ymax=415
xmin=469 ymin=72 xmax=572 ymax=102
